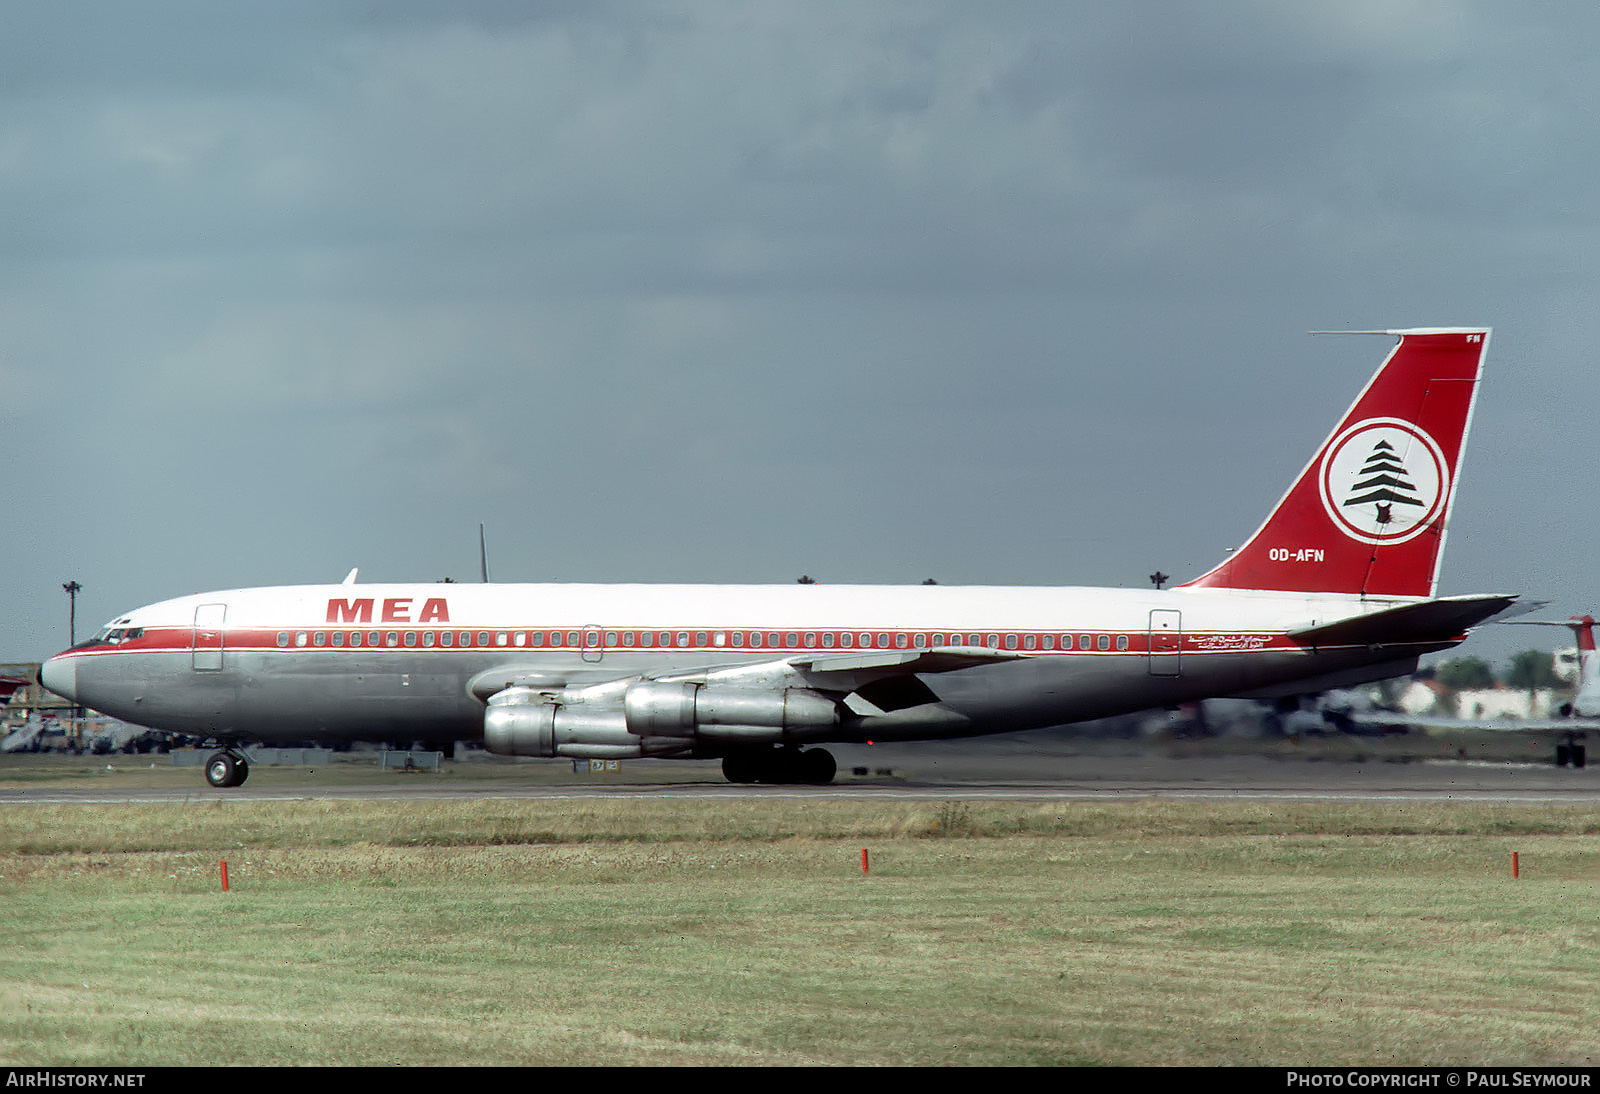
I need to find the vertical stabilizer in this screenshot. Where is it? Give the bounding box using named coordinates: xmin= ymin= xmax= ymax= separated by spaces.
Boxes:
xmin=1181 ymin=328 xmax=1488 ymax=598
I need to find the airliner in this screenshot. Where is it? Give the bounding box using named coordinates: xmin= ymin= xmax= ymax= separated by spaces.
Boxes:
xmin=1351 ymin=614 xmax=1597 ymax=767
xmin=39 ymin=328 xmax=1514 ymax=787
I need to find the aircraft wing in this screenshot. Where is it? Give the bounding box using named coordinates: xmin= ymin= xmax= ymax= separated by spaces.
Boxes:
xmin=469 ymin=645 xmax=1024 ymax=715
xmin=1345 ymin=709 xmax=1594 ymax=767
xmin=1349 ymin=710 xmax=1597 ymax=733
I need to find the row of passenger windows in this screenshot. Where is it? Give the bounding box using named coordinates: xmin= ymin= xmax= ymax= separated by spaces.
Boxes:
xmin=274 ymin=629 xmax=1135 ymax=652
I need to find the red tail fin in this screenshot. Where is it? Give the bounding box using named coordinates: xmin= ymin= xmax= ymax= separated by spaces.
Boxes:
xmin=1182 ymin=328 xmax=1489 ymax=598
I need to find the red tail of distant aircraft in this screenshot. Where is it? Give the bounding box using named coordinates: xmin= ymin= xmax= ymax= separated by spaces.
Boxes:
xmin=40 ymin=328 xmax=1513 ymax=787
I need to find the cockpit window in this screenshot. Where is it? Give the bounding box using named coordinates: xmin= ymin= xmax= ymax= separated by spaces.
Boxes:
xmin=78 ymin=626 xmax=144 ymax=650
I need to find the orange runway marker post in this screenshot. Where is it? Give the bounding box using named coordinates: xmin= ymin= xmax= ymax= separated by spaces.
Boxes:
xmin=1512 ymin=851 xmax=1520 ymax=879
xmin=221 ymin=860 xmax=229 ymax=892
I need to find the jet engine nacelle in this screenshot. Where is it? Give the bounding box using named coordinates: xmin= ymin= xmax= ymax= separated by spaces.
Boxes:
xmin=622 ymin=681 xmax=839 ymax=740
xmin=482 ymin=682 xmax=840 ymax=758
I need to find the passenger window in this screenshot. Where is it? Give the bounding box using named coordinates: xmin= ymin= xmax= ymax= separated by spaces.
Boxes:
xmin=276 ymin=632 xmax=289 ymax=648
xmin=1078 ymin=635 xmax=1091 ymax=651
xmin=423 ymin=632 xmax=435 ymax=647
xmin=1097 ymin=635 xmax=1109 ymax=651
xmin=1004 ymin=634 xmax=1018 ymax=650
xmin=314 ymin=632 xmax=326 ymax=647
xmin=749 ymin=632 xmax=761 ymax=648
xmin=1117 ymin=635 xmax=1129 ymax=651
xmin=332 ymin=632 xmax=346 ymax=648
xmin=296 ymin=632 xmax=308 ymax=647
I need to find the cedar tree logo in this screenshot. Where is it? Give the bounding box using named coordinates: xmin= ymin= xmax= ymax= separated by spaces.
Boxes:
xmin=1318 ymin=418 xmax=1450 ymax=545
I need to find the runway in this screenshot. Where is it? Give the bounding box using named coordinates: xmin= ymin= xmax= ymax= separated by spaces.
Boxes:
xmin=4 ymin=739 xmax=1598 ymax=805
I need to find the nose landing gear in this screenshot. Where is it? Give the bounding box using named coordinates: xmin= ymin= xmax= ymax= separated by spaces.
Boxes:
xmin=204 ymin=749 xmax=250 ymax=788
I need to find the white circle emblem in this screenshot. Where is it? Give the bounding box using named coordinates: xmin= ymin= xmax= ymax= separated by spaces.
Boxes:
xmin=1318 ymin=418 xmax=1449 ymax=545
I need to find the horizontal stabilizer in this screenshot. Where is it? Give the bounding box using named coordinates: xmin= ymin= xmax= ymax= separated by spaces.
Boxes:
xmin=1289 ymin=594 xmax=1518 ymax=648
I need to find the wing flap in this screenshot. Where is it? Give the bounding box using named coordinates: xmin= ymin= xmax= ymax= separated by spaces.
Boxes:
xmin=787 ymin=645 xmax=1025 ymax=677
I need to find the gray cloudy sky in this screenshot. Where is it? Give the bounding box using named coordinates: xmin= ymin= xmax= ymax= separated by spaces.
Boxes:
xmin=4 ymin=1 xmax=1597 ymax=666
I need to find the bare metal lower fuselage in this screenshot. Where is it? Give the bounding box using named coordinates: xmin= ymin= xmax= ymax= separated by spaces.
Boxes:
xmin=46 ymin=617 xmax=1444 ymax=755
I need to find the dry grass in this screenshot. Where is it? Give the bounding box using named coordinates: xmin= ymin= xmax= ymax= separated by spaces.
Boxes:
xmin=3 ymin=799 xmax=1599 ymax=1066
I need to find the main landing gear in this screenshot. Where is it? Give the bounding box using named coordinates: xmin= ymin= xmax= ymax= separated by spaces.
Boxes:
xmin=721 ymin=746 xmax=837 ymax=786
xmin=1555 ymin=733 xmax=1588 ymax=769
xmin=205 ymin=749 xmax=251 ymax=788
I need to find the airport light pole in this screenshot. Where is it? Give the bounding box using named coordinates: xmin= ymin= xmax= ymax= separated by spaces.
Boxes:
xmin=61 ymin=580 xmax=83 ymax=748
xmin=62 ymin=581 xmax=81 ymax=646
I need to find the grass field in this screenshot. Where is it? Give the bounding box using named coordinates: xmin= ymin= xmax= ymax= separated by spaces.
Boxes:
xmin=3 ymin=788 xmax=1600 ymax=1067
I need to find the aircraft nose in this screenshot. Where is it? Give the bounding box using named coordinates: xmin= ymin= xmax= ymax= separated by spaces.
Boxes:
xmin=38 ymin=655 xmax=77 ymax=702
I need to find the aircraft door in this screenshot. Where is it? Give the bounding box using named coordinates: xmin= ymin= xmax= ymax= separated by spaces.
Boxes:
xmin=1148 ymin=609 xmax=1181 ymax=677
xmin=192 ymin=603 xmax=226 ymax=671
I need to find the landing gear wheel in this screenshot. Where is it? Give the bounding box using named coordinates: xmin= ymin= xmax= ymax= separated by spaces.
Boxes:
xmin=722 ymin=753 xmax=760 ymax=784
xmin=797 ymin=748 xmax=836 ymax=785
xmin=1557 ymin=743 xmax=1573 ymax=768
xmin=720 ymin=747 xmax=837 ymax=786
xmin=1574 ymin=744 xmax=1588 ymax=770
xmin=204 ymin=751 xmax=250 ymax=788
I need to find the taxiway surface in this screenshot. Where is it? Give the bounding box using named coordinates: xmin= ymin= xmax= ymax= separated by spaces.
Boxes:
xmin=3 ymin=739 xmax=1597 ymax=806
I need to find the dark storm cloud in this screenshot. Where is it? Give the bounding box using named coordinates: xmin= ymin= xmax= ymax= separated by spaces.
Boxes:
xmin=4 ymin=2 xmax=1600 ymax=669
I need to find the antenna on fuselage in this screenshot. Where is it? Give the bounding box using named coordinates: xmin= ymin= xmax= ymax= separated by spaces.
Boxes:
xmin=480 ymin=523 xmax=490 ymax=583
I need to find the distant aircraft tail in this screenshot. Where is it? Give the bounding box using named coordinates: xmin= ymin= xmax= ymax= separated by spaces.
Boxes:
xmin=1181 ymin=328 xmax=1489 ymax=598
xmin=1572 ymin=616 xmax=1597 ymax=674
xmin=1506 ymin=615 xmax=1599 ymax=716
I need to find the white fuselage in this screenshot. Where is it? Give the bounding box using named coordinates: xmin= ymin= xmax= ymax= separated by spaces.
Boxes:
xmin=41 ymin=580 xmax=1447 ymax=752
